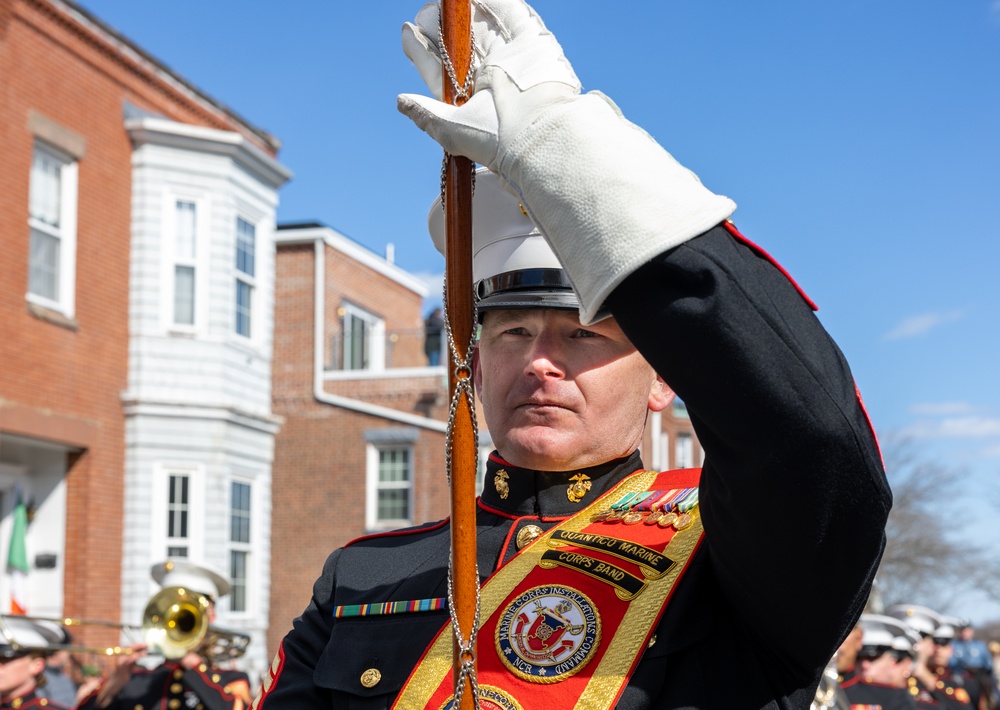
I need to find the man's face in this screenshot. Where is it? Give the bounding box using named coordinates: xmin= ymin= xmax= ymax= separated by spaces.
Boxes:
xmin=475 ymin=309 xmax=672 ymax=471
xmin=861 ymin=652 xmax=907 ymax=687
xmin=932 ymin=640 xmax=953 ymax=667
xmin=836 ymin=626 xmax=864 ymax=670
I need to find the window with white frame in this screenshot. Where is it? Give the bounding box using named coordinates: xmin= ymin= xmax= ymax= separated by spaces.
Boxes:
xmin=675 ymin=433 xmax=694 ymax=469
xmin=235 ymin=217 xmax=255 ymax=338
xmin=366 ymin=445 xmax=412 ymax=529
xmin=339 ymin=303 xmax=385 ymax=371
xmin=229 ymin=481 xmax=251 ymax=613
xmin=657 ymin=429 xmax=670 ymax=472
xmin=166 ymin=473 xmax=190 ymax=558
xmin=173 ymin=200 xmax=198 ymax=326
xmin=27 ymin=142 xmax=78 ymax=316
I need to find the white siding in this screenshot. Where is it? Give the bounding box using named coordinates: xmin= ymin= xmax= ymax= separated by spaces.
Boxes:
xmin=122 ymin=118 xmax=287 ymax=678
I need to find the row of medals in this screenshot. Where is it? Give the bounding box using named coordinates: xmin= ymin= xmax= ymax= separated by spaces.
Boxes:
xmin=588 ymin=488 xmax=698 ymax=531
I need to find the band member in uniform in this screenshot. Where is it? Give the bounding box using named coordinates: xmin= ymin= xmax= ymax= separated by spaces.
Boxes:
xmin=78 ymin=560 xmax=252 ymax=710
xmin=254 ymin=0 xmax=890 ymax=707
xmin=889 ymin=605 xmax=975 ymax=710
xmin=839 ymin=616 xmax=917 ymax=710
xmin=0 ymin=616 xmax=71 ymax=709
xmin=838 ymin=624 xmax=865 ymax=685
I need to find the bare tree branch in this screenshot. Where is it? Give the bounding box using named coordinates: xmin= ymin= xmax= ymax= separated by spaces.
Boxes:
xmin=873 ymin=434 xmax=987 ymax=613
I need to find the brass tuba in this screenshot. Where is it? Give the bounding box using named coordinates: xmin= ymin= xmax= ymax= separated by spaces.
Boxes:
xmin=142 ymin=585 xmax=250 ymax=663
xmin=141 ymin=585 xmax=211 ymax=659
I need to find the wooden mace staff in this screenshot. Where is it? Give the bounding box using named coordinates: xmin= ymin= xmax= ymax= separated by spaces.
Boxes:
xmin=440 ymin=0 xmax=477 ymax=707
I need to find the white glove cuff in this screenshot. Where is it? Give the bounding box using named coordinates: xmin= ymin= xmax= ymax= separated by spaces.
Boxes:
xmin=498 ymin=91 xmax=737 ymax=324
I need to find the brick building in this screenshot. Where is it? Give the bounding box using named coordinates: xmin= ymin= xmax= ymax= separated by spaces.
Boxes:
xmin=0 ymin=0 xmax=288 ymax=676
xmin=268 ymin=223 xmax=454 ymax=652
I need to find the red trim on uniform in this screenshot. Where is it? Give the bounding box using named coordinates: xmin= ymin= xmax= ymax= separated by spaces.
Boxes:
xmin=497 ymin=517 xmax=522 ymax=566
xmin=158 ymin=663 xmax=177 ymax=707
xmin=476 ymin=498 xmax=572 ymax=524
xmin=839 ymin=675 xmax=899 ymax=690
xmin=854 ymin=384 xmax=884 ymax=467
xmin=252 ymin=642 xmax=287 ymax=709
xmin=476 ymin=497 xmax=520 ymax=520
xmin=722 ymin=221 xmax=818 ymax=312
xmin=343 ymin=518 xmax=450 ymax=548
xmin=76 ymin=684 xmax=100 ymax=706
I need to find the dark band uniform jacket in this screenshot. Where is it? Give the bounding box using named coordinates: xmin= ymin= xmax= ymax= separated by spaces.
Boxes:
xmin=254 ymin=222 xmax=891 ymax=709
xmin=2 ymin=689 xmax=70 ymax=709
xmin=77 ymin=558 xmax=252 ymax=710
xmin=77 ymin=660 xmax=251 ymax=710
xmin=840 ymin=675 xmax=917 ymax=710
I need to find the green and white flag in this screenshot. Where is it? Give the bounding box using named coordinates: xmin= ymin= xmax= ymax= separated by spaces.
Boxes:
xmin=7 ymin=494 xmax=29 ymax=615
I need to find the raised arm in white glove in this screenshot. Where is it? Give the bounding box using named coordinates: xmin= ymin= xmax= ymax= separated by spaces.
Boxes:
xmin=399 ymin=0 xmax=736 ymax=324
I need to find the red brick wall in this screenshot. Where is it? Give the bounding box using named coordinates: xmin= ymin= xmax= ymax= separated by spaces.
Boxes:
xmin=0 ymin=0 xmax=275 ymax=644
xmin=269 ymin=239 xmax=453 ymax=653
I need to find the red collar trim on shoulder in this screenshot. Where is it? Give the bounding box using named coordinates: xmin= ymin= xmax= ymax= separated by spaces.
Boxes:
xmin=723 ymin=221 xmax=818 ymax=312
xmin=344 ymin=518 xmax=450 ymax=548
xmin=476 ymin=497 xmax=570 ymax=523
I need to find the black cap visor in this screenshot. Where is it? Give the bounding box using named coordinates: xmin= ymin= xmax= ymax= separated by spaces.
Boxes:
xmin=477 ymin=268 xmax=579 ymax=312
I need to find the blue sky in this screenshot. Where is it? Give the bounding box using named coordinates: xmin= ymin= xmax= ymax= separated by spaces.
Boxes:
xmin=78 ymin=1 xmax=1000 ymax=621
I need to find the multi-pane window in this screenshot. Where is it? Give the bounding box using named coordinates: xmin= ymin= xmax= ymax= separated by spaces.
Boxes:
xmin=235 ymin=217 xmax=255 ymax=337
xmin=28 ymin=143 xmax=77 ymax=314
xmin=340 ymin=304 xmax=384 ymax=371
xmin=375 ymin=447 xmax=411 ymax=526
xmin=173 ymin=200 xmax=197 ymax=326
xmin=166 ymin=474 xmax=190 ymax=558
xmin=229 ymin=481 xmax=251 ymax=613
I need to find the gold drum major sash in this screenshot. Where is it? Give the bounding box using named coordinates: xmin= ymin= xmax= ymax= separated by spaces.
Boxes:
xmin=393 ymin=467 xmax=704 ymax=710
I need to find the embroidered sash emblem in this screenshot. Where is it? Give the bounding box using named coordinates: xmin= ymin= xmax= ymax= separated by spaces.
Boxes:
xmin=438 ymin=685 xmax=523 ymax=709
xmin=495 ymin=585 xmax=600 ymax=683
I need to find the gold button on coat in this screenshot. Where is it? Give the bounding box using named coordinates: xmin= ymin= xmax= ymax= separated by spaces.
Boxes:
xmin=360 ymin=668 xmax=382 ymax=688
xmin=516 ymin=524 xmax=543 ymax=549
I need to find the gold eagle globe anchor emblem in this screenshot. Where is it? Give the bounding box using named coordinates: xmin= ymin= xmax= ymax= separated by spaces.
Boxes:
xmin=566 ymin=473 xmax=591 ymax=503
xmin=494 ymin=469 xmax=510 ymax=500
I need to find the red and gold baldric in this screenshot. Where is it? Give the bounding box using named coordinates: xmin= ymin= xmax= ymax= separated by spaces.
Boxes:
xmin=393 ymin=467 xmax=704 ymax=710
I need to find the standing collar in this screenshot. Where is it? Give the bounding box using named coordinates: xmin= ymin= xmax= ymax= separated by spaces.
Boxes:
xmin=479 ymin=450 xmax=645 ymax=518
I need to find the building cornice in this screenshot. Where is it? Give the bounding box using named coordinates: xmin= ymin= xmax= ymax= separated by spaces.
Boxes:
xmin=125 ymin=116 xmax=292 ymax=189
xmin=276 ymin=225 xmax=428 ymax=297
xmin=120 ymin=395 xmax=284 ymax=436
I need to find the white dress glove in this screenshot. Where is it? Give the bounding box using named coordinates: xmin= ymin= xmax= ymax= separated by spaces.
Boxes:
xmin=399 ymin=0 xmax=736 ymax=324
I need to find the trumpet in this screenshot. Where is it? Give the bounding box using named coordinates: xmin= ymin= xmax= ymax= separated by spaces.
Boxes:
xmin=0 ymin=586 xmax=250 ymax=663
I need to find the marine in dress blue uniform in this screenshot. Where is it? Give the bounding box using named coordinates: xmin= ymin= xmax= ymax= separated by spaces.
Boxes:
xmin=888 ymin=605 xmax=973 ymax=710
xmin=254 ymin=1 xmax=891 ymax=707
xmin=77 ymin=560 xmax=251 ymax=710
xmin=839 ymin=616 xmax=917 ymax=710
xmin=0 ymin=617 xmax=71 ymax=709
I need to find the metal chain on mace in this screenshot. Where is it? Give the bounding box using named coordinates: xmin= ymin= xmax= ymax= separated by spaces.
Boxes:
xmin=438 ymin=1 xmax=481 ymax=708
